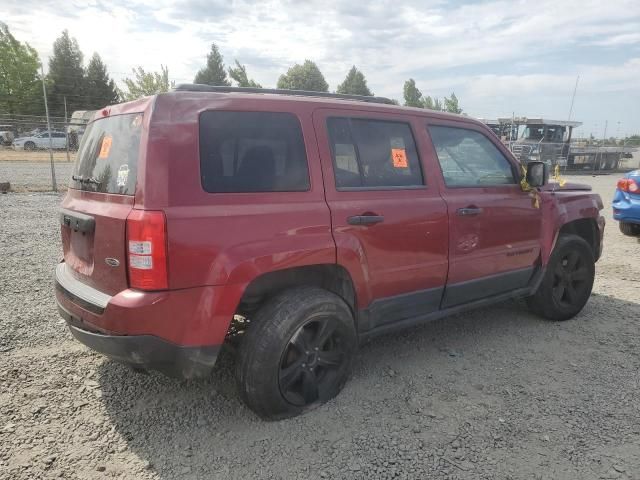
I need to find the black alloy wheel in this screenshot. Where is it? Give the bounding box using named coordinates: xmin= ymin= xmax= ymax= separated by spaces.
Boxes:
xmin=551 ymin=250 xmax=591 ymax=308
xmin=279 ymin=316 xmax=350 ymax=406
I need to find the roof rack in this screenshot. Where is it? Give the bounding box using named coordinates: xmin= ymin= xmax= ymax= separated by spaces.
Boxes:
xmin=172 ymin=84 xmax=395 ymax=105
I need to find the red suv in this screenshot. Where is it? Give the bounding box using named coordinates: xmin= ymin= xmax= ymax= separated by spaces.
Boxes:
xmin=55 ymin=86 xmax=605 ymax=419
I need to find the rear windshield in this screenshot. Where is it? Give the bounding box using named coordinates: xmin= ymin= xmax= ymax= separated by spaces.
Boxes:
xmin=71 ymin=113 xmax=143 ymax=194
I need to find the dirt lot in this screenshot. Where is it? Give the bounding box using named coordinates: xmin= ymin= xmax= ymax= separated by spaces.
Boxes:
xmin=0 ymin=146 xmax=76 ymax=163
xmin=1 ymin=174 xmax=639 ymax=480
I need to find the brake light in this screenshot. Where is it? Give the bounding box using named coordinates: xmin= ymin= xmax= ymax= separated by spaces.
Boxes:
xmin=126 ymin=210 xmax=168 ymax=290
xmin=617 ymin=178 xmax=639 ymax=193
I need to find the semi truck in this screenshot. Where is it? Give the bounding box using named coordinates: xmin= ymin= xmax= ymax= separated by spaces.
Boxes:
xmin=483 ymin=117 xmax=636 ymax=171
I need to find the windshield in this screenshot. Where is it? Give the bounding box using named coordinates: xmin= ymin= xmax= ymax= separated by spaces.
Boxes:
xmin=521 ymin=125 xmax=545 ymax=141
xmin=71 ymin=113 xmax=142 ymax=195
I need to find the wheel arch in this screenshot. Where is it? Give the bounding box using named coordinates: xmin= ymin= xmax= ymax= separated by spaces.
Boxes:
xmin=556 ymin=218 xmax=601 ymax=261
xmin=234 ymin=263 xmax=357 ymax=323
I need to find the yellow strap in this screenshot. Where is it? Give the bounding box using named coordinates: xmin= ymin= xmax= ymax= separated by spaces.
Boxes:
xmin=520 ymin=164 xmax=540 ymax=208
xmin=554 ymin=165 xmax=567 ymax=187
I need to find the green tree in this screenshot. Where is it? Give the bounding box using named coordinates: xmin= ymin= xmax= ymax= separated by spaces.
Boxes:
xmin=623 ymin=134 xmax=640 ymax=146
xmin=194 ymin=43 xmax=230 ymax=86
xmin=444 ymin=92 xmax=462 ymax=114
xmin=0 ymin=22 xmax=42 ymax=116
xmin=84 ymin=53 xmax=119 ymax=109
xmin=228 ymin=60 xmax=261 ymax=88
xmin=336 ymin=66 xmax=372 ymax=96
xmin=120 ymin=65 xmax=173 ymax=101
xmin=48 ymin=30 xmax=85 ymax=116
xmin=277 ymin=60 xmax=329 ymax=92
xmin=403 ymin=79 xmax=423 ymax=107
xmin=423 ymin=96 xmax=442 ymax=111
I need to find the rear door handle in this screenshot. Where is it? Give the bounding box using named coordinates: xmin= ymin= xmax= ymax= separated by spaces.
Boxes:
xmin=457 ymin=207 xmax=483 ymax=216
xmin=347 ymin=215 xmax=385 ymax=226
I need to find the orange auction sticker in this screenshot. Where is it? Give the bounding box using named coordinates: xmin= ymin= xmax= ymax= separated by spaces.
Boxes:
xmin=392 ymin=148 xmax=408 ymax=168
xmin=99 ymin=136 xmax=113 ymax=159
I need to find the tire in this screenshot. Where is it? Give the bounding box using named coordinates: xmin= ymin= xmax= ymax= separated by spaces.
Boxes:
xmin=619 ymin=222 xmax=640 ymax=236
xmin=24 ymin=141 xmax=35 ymax=151
xmin=526 ymin=234 xmax=595 ymax=321
xmin=235 ymin=287 xmax=357 ymax=420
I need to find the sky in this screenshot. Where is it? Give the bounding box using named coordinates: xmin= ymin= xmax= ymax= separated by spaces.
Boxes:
xmin=5 ymin=0 xmax=640 ymax=137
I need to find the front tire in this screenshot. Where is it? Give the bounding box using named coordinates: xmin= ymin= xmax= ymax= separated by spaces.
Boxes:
xmin=527 ymin=234 xmax=595 ymax=321
xmin=235 ymin=287 xmax=357 ymax=420
xmin=619 ymin=222 xmax=640 ymax=236
xmin=24 ymin=141 xmax=35 ymax=151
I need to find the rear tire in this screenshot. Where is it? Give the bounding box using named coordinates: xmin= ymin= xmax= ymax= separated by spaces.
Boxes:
xmin=619 ymin=222 xmax=640 ymax=236
xmin=235 ymin=287 xmax=357 ymax=420
xmin=527 ymin=234 xmax=595 ymax=321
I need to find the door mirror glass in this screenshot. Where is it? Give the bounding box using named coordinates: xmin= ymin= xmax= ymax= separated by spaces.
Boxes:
xmin=525 ymin=161 xmax=548 ymax=187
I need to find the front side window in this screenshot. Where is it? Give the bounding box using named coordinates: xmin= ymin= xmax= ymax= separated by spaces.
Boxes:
xmin=429 ymin=126 xmax=516 ymax=187
xmin=327 ymin=117 xmax=423 ymax=189
xmin=199 ymin=111 xmax=310 ymax=193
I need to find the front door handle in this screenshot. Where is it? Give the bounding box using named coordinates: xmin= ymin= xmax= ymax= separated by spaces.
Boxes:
xmin=347 ymin=215 xmax=385 ymax=226
xmin=457 ymin=207 xmax=483 ymax=216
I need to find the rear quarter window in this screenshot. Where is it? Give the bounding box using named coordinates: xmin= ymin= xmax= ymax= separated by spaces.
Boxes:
xmin=199 ymin=111 xmax=310 ymax=193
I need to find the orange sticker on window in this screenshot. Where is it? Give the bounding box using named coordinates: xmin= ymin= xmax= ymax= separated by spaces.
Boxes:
xmin=392 ymin=148 xmax=408 ymax=168
xmin=99 ymin=136 xmax=113 ymax=159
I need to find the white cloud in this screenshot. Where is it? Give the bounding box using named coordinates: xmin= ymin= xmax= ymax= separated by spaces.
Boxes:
xmin=4 ymin=0 xmax=640 ymax=133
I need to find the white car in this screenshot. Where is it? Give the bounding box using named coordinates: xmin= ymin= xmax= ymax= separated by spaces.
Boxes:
xmin=12 ymin=131 xmax=68 ymax=151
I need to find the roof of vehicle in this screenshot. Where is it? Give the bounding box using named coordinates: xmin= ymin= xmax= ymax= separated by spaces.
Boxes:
xmin=154 ymin=84 xmax=479 ymax=124
xmin=173 ymin=84 xmax=397 ymax=105
xmin=100 ymin=85 xmax=485 ymax=132
xmin=497 ymin=117 xmax=582 ymax=128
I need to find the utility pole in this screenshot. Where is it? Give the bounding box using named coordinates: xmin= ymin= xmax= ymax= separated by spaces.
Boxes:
xmin=41 ymin=65 xmax=57 ymax=192
xmin=567 ymin=75 xmax=579 ymax=121
xmin=64 ymin=96 xmax=71 ymax=163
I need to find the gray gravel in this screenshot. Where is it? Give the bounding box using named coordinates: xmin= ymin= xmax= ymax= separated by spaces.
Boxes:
xmin=1 ymin=174 xmax=640 ymax=480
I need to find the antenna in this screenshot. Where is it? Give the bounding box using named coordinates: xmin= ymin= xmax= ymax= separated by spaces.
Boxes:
xmin=567 ymin=75 xmax=579 ymax=121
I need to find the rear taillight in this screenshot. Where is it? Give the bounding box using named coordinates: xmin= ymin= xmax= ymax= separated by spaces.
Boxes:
xmin=617 ymin=178 xmax=639 ymax=193
xmin=126 ymin=210 xmax=168 ymax=290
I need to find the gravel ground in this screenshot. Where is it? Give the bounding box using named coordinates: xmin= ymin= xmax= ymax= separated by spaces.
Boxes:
xmin=1 ymin=175 xmax=639 ymax=480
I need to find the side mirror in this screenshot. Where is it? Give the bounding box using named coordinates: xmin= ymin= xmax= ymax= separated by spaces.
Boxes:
xmin=525 ymin=161 xmax=548 ymax=187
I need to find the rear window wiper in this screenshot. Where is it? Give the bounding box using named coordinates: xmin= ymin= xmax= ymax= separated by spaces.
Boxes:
xmin=72 ymin=175 xmax=102 ymax=185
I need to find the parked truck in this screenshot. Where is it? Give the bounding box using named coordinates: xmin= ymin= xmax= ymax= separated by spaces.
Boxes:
xmin=490 ymin=118 xmax=636 ymax=171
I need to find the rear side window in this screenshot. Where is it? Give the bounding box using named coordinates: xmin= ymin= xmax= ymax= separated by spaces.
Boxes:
xmin=72 ymin=113 xmax=142 ymax=195
xmin=429 ymin=126 xmax=516 ymax=187
xmin=327 ymin=117 xmax=423 ymax=189
xmin=199 ymin=111 xmax=310 ymax=193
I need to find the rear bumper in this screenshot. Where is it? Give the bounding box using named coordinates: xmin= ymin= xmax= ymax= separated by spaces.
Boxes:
xmin=59 ymin=304 xmax=219 ymax=378
xmin=54 ymin=262 xmax=246 ymax=378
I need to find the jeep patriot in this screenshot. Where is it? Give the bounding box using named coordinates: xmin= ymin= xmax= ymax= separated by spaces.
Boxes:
xmin=55 ymin=86 xmax=605 ymax=419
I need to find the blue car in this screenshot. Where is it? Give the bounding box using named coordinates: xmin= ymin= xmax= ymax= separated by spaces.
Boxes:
xmin=613 ymin=169 xmax=640 ymax=236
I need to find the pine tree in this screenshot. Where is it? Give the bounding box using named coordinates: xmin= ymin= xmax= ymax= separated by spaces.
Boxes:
xmin=228 ymin=60 xmax=261 ymax=88
xmin=277 ymin=60 xmax=329 ymax=92
xmin=336 ymin=66 xmax=372 ymax=96
xmin=194 ymin=43 xmax=230 ymax=86
xmin=48 ymin=30 xmax=85 ymax=116
xmin=85 ymin=53 xmax=119 ymax=109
